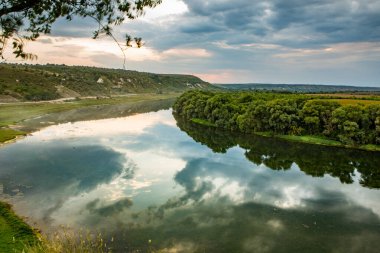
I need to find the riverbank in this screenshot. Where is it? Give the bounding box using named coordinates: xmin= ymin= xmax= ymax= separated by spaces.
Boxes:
xmin=0 ymin=202 xmax=38 ymax=252
xmin=0 ymin=93 xmax=180 ymax=145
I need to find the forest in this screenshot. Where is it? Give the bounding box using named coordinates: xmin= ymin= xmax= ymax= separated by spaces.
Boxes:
xmin=173 ymin=90 xmax=380 ymax=146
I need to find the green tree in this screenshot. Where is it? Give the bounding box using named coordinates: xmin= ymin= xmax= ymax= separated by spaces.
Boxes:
xmin=0 ymin=0 xmax=161 ymax=67
xmin=300 ymin=100 xmax=340 ymax=134
xmin=331 ymin=105 xmax=367 ymax=145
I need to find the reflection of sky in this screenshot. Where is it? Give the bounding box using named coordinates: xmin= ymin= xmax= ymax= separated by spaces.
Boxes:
xmin=0 ymin=110 xmax=379 ymax=250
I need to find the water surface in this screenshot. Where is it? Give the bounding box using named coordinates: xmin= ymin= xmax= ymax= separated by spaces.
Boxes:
xmin=0 ymin=110 xmax=379 ymax=252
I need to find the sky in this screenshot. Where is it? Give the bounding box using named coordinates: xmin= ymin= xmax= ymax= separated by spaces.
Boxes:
xmin=7 ymin=0 xmax=380 ymax=86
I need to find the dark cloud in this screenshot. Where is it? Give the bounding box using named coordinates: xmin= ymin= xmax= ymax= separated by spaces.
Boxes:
xmin=0 ymin=141 xmax=128 ymax=222
xmin=86 ymin=198 xmax=133 ymax=216
xmin=179 ymin=0 xmax=380 ymax=47
xmin=180 ymin=23 xmax=223 ymax=34
xmin=50 ymin=16 xmax=97 ymax=38
xmin=44 ymin=0 xmax=380 ymax=49
xmin=0 ymin=142 xmax=125 ymax=194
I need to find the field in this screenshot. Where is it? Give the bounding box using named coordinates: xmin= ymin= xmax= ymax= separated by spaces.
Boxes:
xmin=319 ymin=99 xmax=380 ymax=106
xmin=309 ymin=93 xmax=380 ymax=98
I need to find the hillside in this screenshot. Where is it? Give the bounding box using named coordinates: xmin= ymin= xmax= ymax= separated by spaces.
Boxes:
xmin=216 ymin=83 xmax=380 ymax=93
xmin=0 ymin=63 xmax=213 ymax=101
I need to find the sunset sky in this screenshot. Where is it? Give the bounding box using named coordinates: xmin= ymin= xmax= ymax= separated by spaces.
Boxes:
xmin=7 ymin=0 xmax=380 ymax=86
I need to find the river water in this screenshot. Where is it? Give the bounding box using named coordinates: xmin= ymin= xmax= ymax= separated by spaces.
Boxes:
xmin=0 ymin=109 xmax=379 ymax=252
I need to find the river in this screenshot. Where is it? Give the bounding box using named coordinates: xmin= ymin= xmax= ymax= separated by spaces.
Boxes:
xmin=0 ymin=109 xmax=379 ymax=252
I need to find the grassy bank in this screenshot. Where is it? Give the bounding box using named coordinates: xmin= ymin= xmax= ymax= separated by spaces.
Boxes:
xmin=0 ymin=93 xmax=180 ymax=144
xmin=0 ymin=202 xmax=38 ymax=253
xmin=0 ymin=129 xmax=26 ymax=143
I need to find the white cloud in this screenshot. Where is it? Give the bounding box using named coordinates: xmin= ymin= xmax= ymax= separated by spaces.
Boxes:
xmin=142 ymin=0 xmax=188 ymax=20
xmin=161 ymin=48 xmax=212 ymax=58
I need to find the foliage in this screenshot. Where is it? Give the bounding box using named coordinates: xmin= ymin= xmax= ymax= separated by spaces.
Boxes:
xmin=0 ymin=0 xmax=161 ymax=65
xmin=173 ymin=90 xmax=380 ymax=146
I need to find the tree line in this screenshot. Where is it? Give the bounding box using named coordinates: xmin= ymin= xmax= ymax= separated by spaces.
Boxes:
xmin=173 ymin=90 xmax=380 ymax=146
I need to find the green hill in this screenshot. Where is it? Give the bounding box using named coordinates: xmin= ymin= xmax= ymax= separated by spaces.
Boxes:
xmin=0 ymin=63 xmax=213 ymax=101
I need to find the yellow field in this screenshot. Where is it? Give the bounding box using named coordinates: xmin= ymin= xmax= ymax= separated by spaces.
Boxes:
xmin=309 ymin=93 xmax=380 ymax=99
xmin=321 ymin=99 xmax=380 ymax=106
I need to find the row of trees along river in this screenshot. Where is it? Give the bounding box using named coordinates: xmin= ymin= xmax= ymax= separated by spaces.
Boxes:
xmin=173 ymin=90 xmax=380 ymax=146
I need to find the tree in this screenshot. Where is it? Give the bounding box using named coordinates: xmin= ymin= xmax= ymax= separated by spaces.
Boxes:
xmin=0 ymin=0 xmax=162 ymax=67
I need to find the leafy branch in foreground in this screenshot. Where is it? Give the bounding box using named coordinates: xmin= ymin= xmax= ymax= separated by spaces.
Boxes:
xmin=0 ymin=0 xmax=162 ymax=68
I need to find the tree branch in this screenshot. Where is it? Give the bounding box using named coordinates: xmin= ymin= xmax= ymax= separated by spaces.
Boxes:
xmin=0 ymin=0 xmax=43 ymax=17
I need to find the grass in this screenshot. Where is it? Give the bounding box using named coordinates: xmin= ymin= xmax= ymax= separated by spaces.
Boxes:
xmin=0 ymin=128 xmax=26 ymax=143
xmin=23 ymin=228 xmax=112 ymax=253
xmin=0 ymin=202 xmax=38 ymax=253
xmin=191 ymin=118 xmax=217 ymax=127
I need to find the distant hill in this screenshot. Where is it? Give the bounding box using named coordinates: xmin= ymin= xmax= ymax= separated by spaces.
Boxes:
xmin=0 ymin=64 xmax=214 ymax=101
xmin=216 ymin=83 xmax=380 ymax=93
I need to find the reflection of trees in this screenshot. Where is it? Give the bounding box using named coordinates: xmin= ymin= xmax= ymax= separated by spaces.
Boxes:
xmin=174 ymin=114 xmax=380 ymax=189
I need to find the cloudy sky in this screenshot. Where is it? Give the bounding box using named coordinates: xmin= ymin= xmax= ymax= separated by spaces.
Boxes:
xmin=10 ymin=0 xmax=380 ymax=86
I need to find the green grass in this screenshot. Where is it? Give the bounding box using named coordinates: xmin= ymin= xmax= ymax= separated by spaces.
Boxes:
xmin=191 ymin=118 xmax=217 ymax=127
xmin=0 ymin=128 xmax=26 ymax=143
xmin=0 ymin=202 xmax=38 ymax=253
